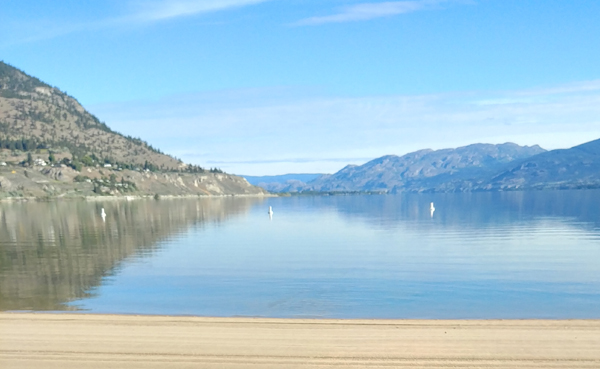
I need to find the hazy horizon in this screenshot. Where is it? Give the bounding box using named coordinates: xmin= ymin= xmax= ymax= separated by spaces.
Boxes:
xmin=3 ymin=0 xmax=599 ymax=175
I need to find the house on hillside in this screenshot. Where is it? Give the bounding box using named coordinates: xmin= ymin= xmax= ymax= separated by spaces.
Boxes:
xmin=34 ymin=158 xmax=47 ymax=166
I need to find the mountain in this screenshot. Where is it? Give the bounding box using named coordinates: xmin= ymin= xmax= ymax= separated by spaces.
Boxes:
xmin=307 ymin=143 xmax=546 ymax=193
xmin=0 ymin=61 xmax=181 ymax=169
xmin=289 ymin=139 xmax=600 ymax=193
xmin=0 ymin=61 xmax=267 ymax=198
xmin=484 ymin=138 xmax=600 ymax=190
xmin=242 ymin=173 xmax=325 ymax=192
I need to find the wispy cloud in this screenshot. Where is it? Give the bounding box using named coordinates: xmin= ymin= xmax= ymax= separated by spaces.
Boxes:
xmin=128 ymin=0 xmax=271 ymax=22
xmin=1 ymin=0 xmax=270 ymax=46
xmin=293 ymin=0 xmax=454 ymax=26
xmin=88 ymin=80 xmax=600 ymax=175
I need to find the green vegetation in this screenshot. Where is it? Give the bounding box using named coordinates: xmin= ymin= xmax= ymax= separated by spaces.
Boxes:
xmin=73 ymin=175 xmax=90 ymax=183
xmin=70 ymin=161 xmax=83 ymax=172
xmin=0 ymin=136 xmax=47 ymax=151
xmin=80 ymin=155 xmax=93 ymax=166
xmin=0 ymin=90 xmax=24 ymax=99
xmin=89 ymin=174 xmax=137 ymax=195
xmin=0 ymin=61 xmax=46 ymax=93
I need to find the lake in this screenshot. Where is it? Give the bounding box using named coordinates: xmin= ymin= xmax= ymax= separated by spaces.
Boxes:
xmin=1 ymin=190 xmax=599 ymax=319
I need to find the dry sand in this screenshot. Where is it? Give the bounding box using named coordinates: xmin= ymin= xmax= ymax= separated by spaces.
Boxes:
xmin=1 ymin=313 xmax=599 ymax=368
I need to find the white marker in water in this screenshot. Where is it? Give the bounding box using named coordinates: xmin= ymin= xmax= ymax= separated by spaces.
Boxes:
xmin=430 ymin=202 xmax=435 ymax=217
xmin=101 ymin=207 xmax=106 ymax=221
xmin=268 ymin=206 xmax=273 ymax=215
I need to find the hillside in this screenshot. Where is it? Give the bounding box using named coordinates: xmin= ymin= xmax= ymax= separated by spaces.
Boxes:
xmin=0 ymin=61 xmax=267 ymax=198
xmin=0 ymin=61 xmax=180 ymax=169
xmin=307 ymin=143 xmax=546 ymax=192
xmin=266 ymin=139 xmax=600 ymax=194
xmin=485 ymin=138 xmax=600 ymax=190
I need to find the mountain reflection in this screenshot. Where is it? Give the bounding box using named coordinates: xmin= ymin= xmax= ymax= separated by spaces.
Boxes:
xmin=302 ymin=190 xmax=600 ymax=230
xmin=0 ymin=198 xmax=259 ymax=311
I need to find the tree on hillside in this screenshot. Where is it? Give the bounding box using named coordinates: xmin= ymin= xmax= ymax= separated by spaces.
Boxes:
xmin=81 ymin=155 xmax=93 ymax=166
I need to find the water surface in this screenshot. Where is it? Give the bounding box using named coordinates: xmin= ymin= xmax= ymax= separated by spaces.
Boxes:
xmin=1 ymin=191 xmax=599 ymax=318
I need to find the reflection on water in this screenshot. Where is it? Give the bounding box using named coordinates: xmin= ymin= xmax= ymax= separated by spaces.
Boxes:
xmin=0 ymin=198 xmax=260 ymax=311
xmin=288 ymin=190 xmax=600 ymax=230
xmin=1 ymin=190 xmax=599 ymax=318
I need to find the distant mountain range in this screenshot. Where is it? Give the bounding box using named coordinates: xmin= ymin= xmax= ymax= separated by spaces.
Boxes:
xmin=483 ymin=138 xmax=600 ymax=191
xmin=5 ymin=61 xmax=594 ymax=197
xmin=244 ymin=139 xmax=600 ymax=193
xmin=242 ymin=173 xmax=324 ymax=193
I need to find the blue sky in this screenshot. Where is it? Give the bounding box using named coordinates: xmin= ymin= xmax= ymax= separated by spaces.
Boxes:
xmin=2 ymin=0 xmax=600 ymax=175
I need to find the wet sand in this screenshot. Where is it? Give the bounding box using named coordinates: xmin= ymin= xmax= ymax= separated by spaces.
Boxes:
xmin=1 ymin=313 xmax=599 ymax=368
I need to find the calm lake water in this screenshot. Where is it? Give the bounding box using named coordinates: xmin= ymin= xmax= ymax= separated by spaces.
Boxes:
xmin=1 ymin=190 xmax=600 ymax=319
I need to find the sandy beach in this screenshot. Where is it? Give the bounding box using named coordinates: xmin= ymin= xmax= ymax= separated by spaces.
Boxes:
xmin=1 ymin=313 xmax=599 ymax=368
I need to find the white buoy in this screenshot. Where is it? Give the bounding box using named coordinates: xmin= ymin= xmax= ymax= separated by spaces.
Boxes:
xmin=268 ymin=206 xmax=273 ymax=220
xmin=430 ymin=202 xmax=435 ymax=217
xmin=101 ymin=207 xmax=106 ymax=221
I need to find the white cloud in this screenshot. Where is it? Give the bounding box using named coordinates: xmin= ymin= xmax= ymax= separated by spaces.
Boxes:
xmin=87 ymin=80 xmax=600 ymax=175
xmin=0 ymin=0 xmax=270 ymax=46
xmin=293 ymin=0 xmax=456 ymax=26
xmin=128 ymin=0 xmax=271 ymax=22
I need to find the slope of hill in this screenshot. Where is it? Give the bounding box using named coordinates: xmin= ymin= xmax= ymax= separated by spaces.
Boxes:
xmin=0 ymin=61 xmax=267 ymax=198
xmin=307 ymin=143 xmax=546 ymax=192
xmin=0 ymin=61 xmax=180 ymax=169
xmin=485 ymin=138 xmax=600 ymax=190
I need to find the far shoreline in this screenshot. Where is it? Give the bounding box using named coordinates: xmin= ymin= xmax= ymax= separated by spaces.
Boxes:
xmin=0 ymin=192 xmax=276 ymax=203
xmin=3 ymin=186 xmax=600 ymax=203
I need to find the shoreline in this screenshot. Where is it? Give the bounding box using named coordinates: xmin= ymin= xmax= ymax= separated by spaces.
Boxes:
xmin=3 ymin=187 xmax=600 ymax=203
xmin=6 ymin=310 xmax=600 ymax=321
xmin=0 ymin=192 xmax=276 ymax=203
xmin=2 ymin=313 xmax=599 ymax=368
